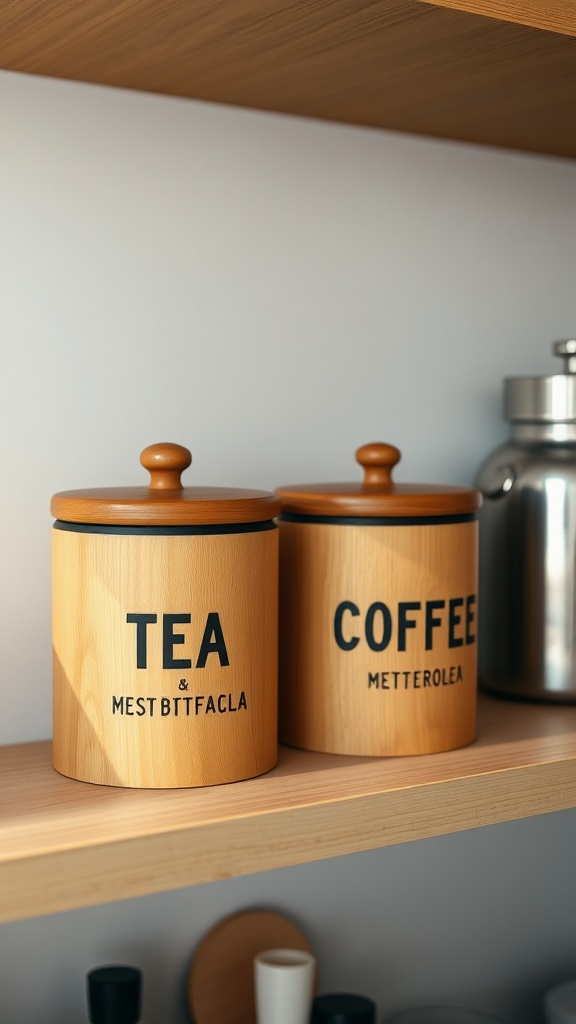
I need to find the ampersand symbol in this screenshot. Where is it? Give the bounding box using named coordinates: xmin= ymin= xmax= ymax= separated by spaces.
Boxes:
xmin=179 ymin=679 xmax=188 ymax=691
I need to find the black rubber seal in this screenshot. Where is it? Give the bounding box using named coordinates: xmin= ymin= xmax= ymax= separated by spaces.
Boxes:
xmin=278 ymin=513 xmax=477 ymax=526
xmin=53 ymin=519 xmax=277 ymax=536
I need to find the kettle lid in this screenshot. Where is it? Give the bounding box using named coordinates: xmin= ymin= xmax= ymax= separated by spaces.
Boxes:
xmin=505 ymin=340 xmax=576 ymax=423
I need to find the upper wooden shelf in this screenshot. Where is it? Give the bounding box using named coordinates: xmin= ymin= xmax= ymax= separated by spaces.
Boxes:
xmin=1 ymin=0 xmax=576 ymax=157
xmin=2 ymin=692 xmax=576 ymax=923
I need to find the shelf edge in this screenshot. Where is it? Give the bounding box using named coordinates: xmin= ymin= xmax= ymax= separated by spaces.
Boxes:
xmin=1 ymin=758 xmax=575 ymax=923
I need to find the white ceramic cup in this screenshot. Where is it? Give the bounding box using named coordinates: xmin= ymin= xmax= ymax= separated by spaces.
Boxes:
xmin=386 ymin=1009 xmax=505 ymax=1024
xmin=544 ymin=979 xmax=576 ymax=1024
xmin=254 ymin=948 xmax=316 ymax=1024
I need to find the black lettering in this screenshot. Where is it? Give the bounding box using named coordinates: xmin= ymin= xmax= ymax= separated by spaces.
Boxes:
xmin=127 ymin=613 xmax=157 ymax=669
xmin=365 ymin=602 xmax=392 ymax=652
xmin=449 ymin=598 xmax=464 ymax=648
xmin=125 ymin=696 xmax=134 ymax=715
xmin=334 ymin=601 xmax=360 ymax=651
xmin=218 ymin=694 xmax=227 ymax=712
xmin=398 ymin=602 xmax=421 ymax=651
xmin=425 ymin=600 xmax=445 ymax=651
xmin=196 ymin=613 xmax=229 ymax=668
xmin=368 ymin=672 xmax=380 ymax=688
xmin=163 ymin=613 xmax=192 ymax=669
xmin=238 ymin=691 xmax=247 ymax=709
xmin=466 ymin=594 xmax=477 ymax=645
xmin=161 ymin=697 xmax=171 ymax=715
xmin=136 ymin=697 xmax=146 ymax=716
xmin=112 ymin=696 xmax=123 ymax=714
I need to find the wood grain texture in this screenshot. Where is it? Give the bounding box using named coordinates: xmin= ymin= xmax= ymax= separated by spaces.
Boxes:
xmin=50 ymin=440 xmax=278 ymax=524
xmin=51 ymin=442 xmax=281 ymax=525
xmin=276 ymin=485 xmax=480 ymax=518
xmin=276 ymin=442 xmax=481 ymax=517
xmin=188 ymin=910 xmax=314 ymax=1024
xmin=279 ymin=519 xmax=478 ymax=755
xmin=420 ymin=0 xmax=576 ymax=36
xmin=51 ymin=487 xmax=281 ymax=525
xmin=1 ymin=0 xmax=576 ymax=157
xmin=1 ymin=694 xmax=576 ymax=922
xmin=140 ymin=441 xmax=191 ymax=490
xmin=52 ymin=526 xmax=278 ymax=787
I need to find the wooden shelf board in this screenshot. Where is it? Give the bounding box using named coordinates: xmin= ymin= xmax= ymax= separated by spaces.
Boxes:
xmin=421 ymin=0 xmax=576 ymax=37
xmin=1 ymin=693 xmax=576 ymax=923
xmin=1 ymin=0 xmax=576 ymax=158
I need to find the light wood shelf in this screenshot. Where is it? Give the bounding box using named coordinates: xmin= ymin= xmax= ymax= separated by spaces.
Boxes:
xmin=1 ymin=692 xmax=576 ymax=923
xmin=1 ymin=0 xmax=576 ymax=157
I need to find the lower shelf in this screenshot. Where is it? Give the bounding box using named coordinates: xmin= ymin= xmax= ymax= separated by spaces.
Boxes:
xmin=1 ymin=692 xmax=576 ymax=923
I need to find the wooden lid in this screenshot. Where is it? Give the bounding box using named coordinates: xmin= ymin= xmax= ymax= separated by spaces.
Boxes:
xmin=51 ymin=443 xmax=281 ymax=525
xmin=276 ymin=442 xmax=481 ymax=518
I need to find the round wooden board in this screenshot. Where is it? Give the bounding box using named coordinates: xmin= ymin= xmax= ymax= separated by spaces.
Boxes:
xmin=187 ymin=909 xmax=315 ymax=1024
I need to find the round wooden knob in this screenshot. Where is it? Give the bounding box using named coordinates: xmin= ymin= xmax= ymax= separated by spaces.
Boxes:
xmin=355 ymin=442 xmax=401 ymax=487
xmin=140 ymin=442 xmax=192 ymax=490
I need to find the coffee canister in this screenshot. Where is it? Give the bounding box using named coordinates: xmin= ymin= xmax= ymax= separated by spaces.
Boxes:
xmin=51 ymin=442 xmax=280 ymax=788
xmin=276 ymin=443 xmax=481 ymax=756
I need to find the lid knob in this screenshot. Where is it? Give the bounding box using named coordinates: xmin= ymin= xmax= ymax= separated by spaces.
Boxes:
xmin=140 ymin=443 xmax=192 ymax=490
xmin=355 ymin=442 xmax=401 ymax=487
xmin=553 ymin=339 xmax=576 ymax=375
xmin=87 ymin=965 xmax=141 ymax=1024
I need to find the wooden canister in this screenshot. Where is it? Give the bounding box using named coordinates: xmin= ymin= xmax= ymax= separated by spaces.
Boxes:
xmin=51 ymin=443 xmax=280 ymax=788
xmin=276 ymin=443 xmax=481 ymax=756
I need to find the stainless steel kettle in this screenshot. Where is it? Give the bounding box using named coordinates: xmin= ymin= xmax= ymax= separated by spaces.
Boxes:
xmin=475 ymin=340 xmax=576 ymax=702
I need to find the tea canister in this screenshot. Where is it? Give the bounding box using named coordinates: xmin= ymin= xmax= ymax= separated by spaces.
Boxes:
xmin=276 ymin=443 xmax=481 ymax=756
xmin=51 ymin=442 xmax=280 ymax=788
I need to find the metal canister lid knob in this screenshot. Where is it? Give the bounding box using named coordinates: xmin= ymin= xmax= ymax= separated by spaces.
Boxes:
xmin=554 ymin=338 xmax=576 ymax=374
xmin=505 ymin=340 xmax=576 ymax=423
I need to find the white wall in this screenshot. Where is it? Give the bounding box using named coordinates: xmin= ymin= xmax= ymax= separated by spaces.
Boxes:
xmin=1 ymin=68 xmax=576 ymax=1024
